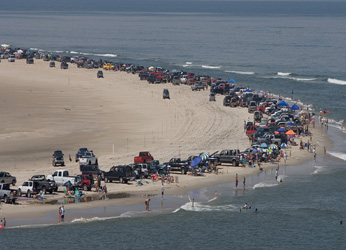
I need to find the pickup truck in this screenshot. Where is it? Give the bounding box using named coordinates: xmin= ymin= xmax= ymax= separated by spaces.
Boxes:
xmin=75 ymin=147 xmax=88 ymax=162
xmin=248 ymin=101 xmax=257 ymax=113
xmin=0 ymin=172 xmax=16 ymax=186
xmin=163 ymin=158 xmax=189 ymax=175
xmin=47 ymin=170 xmax=76 ymax=187
xmin=30 ymin=175 xmax=58 ymax=194
xmin=0 ymin=184 xmax=17 ymax=204
xmin=52 ymin=150 xmax=65 ymax=166
xmin=213 ymin=150 xmax=240 ymax=166
xmin=79 ymin=151 xmax=98 ymax=165
xmin=104 ymin=165 xmax=133 ymax=183
xmin=134 ymin=151 xmax=154 ymax=163
xmin=191 ymin=81 xmax=205 ymax=91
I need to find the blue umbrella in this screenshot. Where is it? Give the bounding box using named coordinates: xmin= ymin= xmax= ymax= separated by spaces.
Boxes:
xmin=260 ymin=143 xmax=268 ymax=148
xmin=229 ymin=78 xmax=236 ymax=83
xmin=278 ymin=101 xmax=289 ymax=107
xmin=281 ymin=143 xmax=288 ymax=148
xmin=277 ymin=127 xmax=286 ymax=132
xmin=290 ymin=104 xmax=299 ymax=110
xmin=190 ymin=157 xmax=202 ymax=167
xmin=286 ymin=122 xmax=295 ymax=126
xmin=244 ymin=89 xmax=253 ymax=92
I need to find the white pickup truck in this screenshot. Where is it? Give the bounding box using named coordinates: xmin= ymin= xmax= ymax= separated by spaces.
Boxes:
xmin=79 ymin=151 xmax=98 ymax=166
xmin=47 ymin=170 xmax=76 ymax=188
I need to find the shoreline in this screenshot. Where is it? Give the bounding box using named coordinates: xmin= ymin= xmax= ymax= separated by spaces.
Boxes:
xmin=0 ymin=59 xmax=333 ymax=227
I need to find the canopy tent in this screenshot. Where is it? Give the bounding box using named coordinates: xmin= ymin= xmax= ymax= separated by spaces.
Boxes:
xmin=277 ymin=127 xmax=286 ymax=132
xmin=290 ymin=104 xmax=300 ymax=110
xmin=229 ymin=78 xmax=236 ymax=83
xmin=277 ymin=101 xmax=289 ymax=107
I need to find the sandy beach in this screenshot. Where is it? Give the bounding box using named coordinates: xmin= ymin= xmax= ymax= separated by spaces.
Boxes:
xmin=0 ymin=59 xmax=332 ymax=224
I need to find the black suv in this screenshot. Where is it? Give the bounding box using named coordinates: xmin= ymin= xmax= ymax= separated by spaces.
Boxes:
xmin=81 ymin=165 xmax=105 ymax=180
xmin=104 ymin=165 xmax=133 ymax=183
xmin=163 ymin=89 xmax=170 ymax=99
xmin=60 ymin=61 xmax=68 ymax=69
xmin=26 ymin=57 xmax=34 ymax=64
xmin=97 ymin=70 xmax=103 ymax=78
xmin=52 ymin=150 xmax=65 ymax=166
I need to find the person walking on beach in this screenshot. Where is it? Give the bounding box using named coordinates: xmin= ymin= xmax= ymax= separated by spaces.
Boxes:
xmin=284 ymin=152 xmax=287 ymax=165
xmin=161 ymin=183 xmax=164 ymax=197
xmin=3 ymin=218 xmax=6 ymax=228
xmin=61 ymin=206 xmax=65 ymax=223
xmin=243 ymin=177 xmax=246 ymax=190
xmin=103 ymin=184 xmax=107 ymax=199
xmin=235 ymin=173 xmax=239 ymax=189
xmin=275 ymin=168 xmax=278 ymax=180
xmin=313 ymin=148 xmax=317 ymax=161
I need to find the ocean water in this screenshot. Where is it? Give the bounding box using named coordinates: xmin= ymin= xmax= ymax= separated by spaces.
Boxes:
xmin=1 ymin=1 xmax=346 ymax=249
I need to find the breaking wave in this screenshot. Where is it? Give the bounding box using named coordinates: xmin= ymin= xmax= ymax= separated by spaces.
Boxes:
xmin=327 ymin=78 xmax=346 ymax=85
xmin=253 ymin=182 xmax=279 ymax=189
xmin=226 ymin=70 xmax=255 ymax=75
xmin=328 ymin=151 xmax=346 ymax=161
xmin=173 ymin=202 xmax=237 ymax=213
xmin=277 ymin=72 xmax=292 ymax=76
xmin=201 ymin=65 xmax=221 ymax=69
xmin=312 ymin=165 xmax=327 ymax=175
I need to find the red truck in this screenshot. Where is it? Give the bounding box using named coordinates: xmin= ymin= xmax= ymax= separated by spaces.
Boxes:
xmin=134 ymin=152 xmax=154 ymax=163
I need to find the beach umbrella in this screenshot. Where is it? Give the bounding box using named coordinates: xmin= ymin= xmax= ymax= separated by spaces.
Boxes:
xmin=199 ymin=152 xmax=209 ymax=161
xmin=190 ymin=157 xmax=202 ymax=167
xmin=281 ymin=143 xmax=288 ymax=148
xmin=286 ymin=130 xmax=296 ymax=135
xmin=63 ymin=180 xmax=73 ymax=187
xmin=286 ymin=122 xmax=295 ymax=126
xmin=290 ymin=104 xmax=299 ymax=110
xmin=244 ymin=89 xmax=253 ymax=92
xmin=260 ymin=143 xmax=268 ymax=148
xmin=277 ymin=101 xmax=289 ymax=107
xmin=277 ymin=127 xmax=286 ymax=132
xmin=269 ymin=144 xmax=278 ymax=150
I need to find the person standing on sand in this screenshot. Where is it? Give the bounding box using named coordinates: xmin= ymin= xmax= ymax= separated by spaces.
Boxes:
xmin=235 ymin=173 xmax=239 ymax=189
xmin=145 ymin=198 xmax=150 ymax=211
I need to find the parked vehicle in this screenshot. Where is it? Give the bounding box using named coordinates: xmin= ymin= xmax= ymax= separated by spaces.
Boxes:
xmin=17 ymin=181 xmax=35 ymax=198
xmin=104 ymin=165 xmax=133 ymax=183
xmin=223 ymin=96 xmax=231 ymax=106
xmin=163 ymin=158 xmax=189 ymax=175
xmin=47 ymin=170 xmax=76 ymax=187
xmin=60 ymin=61 xmax=68 ymax=69
xmin=134 ymin=151 xmax=154 ymax=163
xmin=79 ymin=151 xmax=98 ymax=165
xmin=26 ymin=57 xmax=34 ymax=64
xmin=52 ymin=150 xmax=65 ymax=166
xmin=213 ymin=150 xmax=240 ymax=166
xmin=163 ymin=89 xmax=170 ymax=99
xmin=75 ymin=147 xmax=88 ymax=162
xmin=0 ymin=184 xmax=17 ymax=204
xmin=248 ymin=101 xmax=257 ymax=113
xmin=30 ymin=175 xmax=58 ymax=194
xmin=0 ymin=172 xmax=16 ymax=186
xmin=97 ymin=70 xmax=103 ymax=78
xmin=254 ymin=111 xmax=262 ymax=123
xmin=74 ymin=174 xmax=94 ymax=191
xmin=246 ymin=125 xmax=258 ymax=138
xmin=8 ymin=55 xmax=15 ymax=62
xmin=49 ymin=61 xmax=55 ymax=67
xmin=191 ymin=81 xmax=205 ymax=91
xmin=80 ymin=165 xmax=105 ymax=179
xmin=209 ymin=92 xmax=216 ymax=101
xmin=171 ymin=76 xmax=181 ymax=85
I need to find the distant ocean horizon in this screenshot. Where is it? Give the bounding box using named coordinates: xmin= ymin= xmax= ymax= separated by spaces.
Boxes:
xmin=1 ymin=1 xmax=346 ymax=249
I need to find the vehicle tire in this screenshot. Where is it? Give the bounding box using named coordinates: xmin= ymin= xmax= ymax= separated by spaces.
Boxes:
xmin=49 ymin=190 xmax=53 ymax=194
xmin=27 ymin=190 xmax=31 ymax=198
xmin=4 ymin=196 xmax=9 ymax=204
xmin=181 ymin=168 xmax=186 ymax=175
xmin=12 ymin=180 xmax=16 ymax=186
xmin=42 ymin=187 xmax=46 ymax=193
xmin=88 ymin=161 xmax=91 ymax=165
xmin=18 ymin=189 xmax=22 ymax=197
xmin=95 ymin=159 xmax=98 ymax=165
xmin=232 ymin=160 xmax=237 ymax=166
xmin=105 ymin=177 xmax=108 ymax=183
xmin=83 ymin=184 xmax=88 ymax=191
xmin=120 ymin=177 xmax=123 ymax=184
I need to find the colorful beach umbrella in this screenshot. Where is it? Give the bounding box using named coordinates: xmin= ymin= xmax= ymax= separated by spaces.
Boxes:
xmin=260 ymin=143 xmax=268 ymax=148
xmin=286 ymin=130 xmax=296 ymax=135
xmin=277 ymin=127 xmax=286 ymax=132
xmin=281 ymin=143 xmax=288 ymax=148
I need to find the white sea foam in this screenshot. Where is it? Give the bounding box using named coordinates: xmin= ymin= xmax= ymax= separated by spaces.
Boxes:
xmin=201 ymin=65 xmax=221 ymax=69
xmin=327 ymin=78 xmax=346 ymax=85
xmin=328 ymin=151 xmax=346 ymax=161
xmin=69 ymin=51 xmax=79 ymax=54
xmin=9 ymin=223 xmax=56 ymax=229
xmin=29 ymin=47 xmax=40 ymax=51
xmin=287 ymin=77 xmax=316 ymax=81
xmin=185 ymin=62 xmax=193 ymax=65
xmin=173 ymin=202 xmax=237 ymax=213
xmin=253 ymin=182 xmax=279 ymax=189
xmin=208 ymin=196 xmax=217 ymax=202
xmin=94 ymin=53 xmax=117 ymax=58
xmin=312 ymin=165 xmax=327 ymax=175
xmin=277 ymin=72 xmax=292 ymax=76
xmin=226 ymin=70 xmax=255 ymax=75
